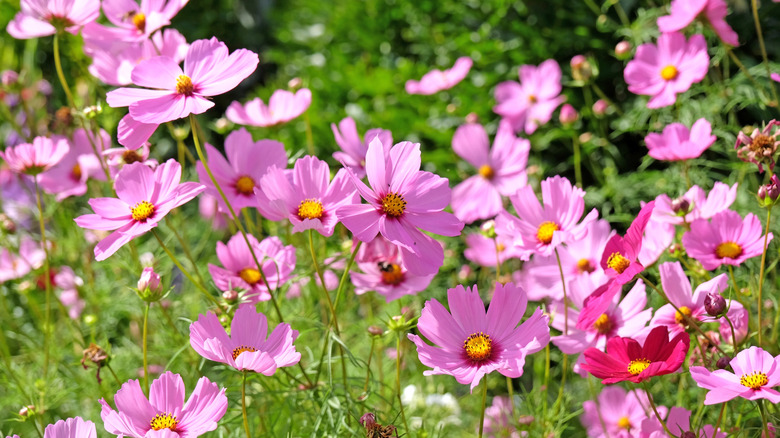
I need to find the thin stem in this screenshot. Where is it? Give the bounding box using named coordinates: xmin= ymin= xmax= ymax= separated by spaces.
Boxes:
xmin=363 ymin=337 xmax=376 ymax=393
xmin=34 ymin=179 xmax=52 ymax=412
xmin=724 ymin=45 xmax=766 ymax=97
xmin=333 ymin=241 xmax=362 ymax=311
xmin=241 ymin=208 xmax=257 ymax=237
xmin=751 ymin=0 xmax=780 ymax=105
xmin=587 ymin=376 xmax=611 ymax=438
xmin=308 ymin=230 xmax=341 ymax=335
xmin=542 ymin=343 xmax=550 ymax=422
xmin=159 ymin=304 xmax=184 ymax=340
xmin=554 ymin=248 xmax=569 ymax=335
xmin=590 ymin=83 xmax=623 ymax=116
xmin=682 ymin=160 xmax=691 ymax=190
xmin=164 ymin=216 xmax=206 ymax=286
xmin=506 ymin=376 xmax=515 ymax=422
xmin=53 ymin=33 xmax=75 ymax=108
xmin=714 ymin=402 xmax=726 ymax=437
xmin=242 ymin=371 xmax=252 ymax=438
xmin=572 ymin=133 xmax=582 ymax=188
xmin=395 ymin=331 xmax=409 ymax=433
xmin=756 ymin=207 xmax=771 ymax=348
xmin=106 ymin=363 xmax=122 ymax=386
xmin=150 ymin=229 xmax=220 ymax=308
xmin=142 ymin=302 xmax=150 ymax=395
xmin=643 ymin=383 xmax=672 ymax=436
xmin=478 ymin=377 xmax=488 ymax=438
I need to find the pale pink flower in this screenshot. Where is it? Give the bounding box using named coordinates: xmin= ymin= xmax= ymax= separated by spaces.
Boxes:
xmin=0 ymin=236 xmax=45 ymax=283
xmin=351 ymin=236 xmax=434 ymax=302
xmin=54 ymin=266 xmax=84 ymax=320
xmin=207 ymin=233 xmax=296 ymax=303
xmin=451 ymin=121 xmax=530 ymax=223
xmin=640 ymin=406 xmax=726 ymax=438
xmin=581 ymin=386 xmax=656 ymax=438
xmin=7 ymin=0 xmax=100 ymax=39
xmin=483 ymin=396 xmax=524 ymax=438
xmin=652 ymin=182 xmax=738 ymax=226
xmin=1 ymin=136 xmax=69 ymax=177
xmin=408 ymin=282 xmax=549 ymax=391
xmin=624 ymin=32 xmax=709 ymax=108
xmin=36 ymin=417 xmax=97 ymax=438
xmin=682 ymin=210 xmax=772 ymax=270
xmin=645 ymin=118 xmax=717 ymax=161
xmin=496 ymin=175 xmax=598 ymax=257
xmin=100 ymin=371 xmax=228 ymax=437
xmin=331 ymin=116 xmax=393 ymax=178
xmin=102 ymin=142 xmax=158 ymax=177
xmin=89 ymin=0 xmax=188 ymax=42
xmin=0 ymin=169 xmax=36 ymax=227
xmin=116 ymin=114 xmax=160 ymax=150
xmin=225 ymin=88 xmax=312 ymax=127
xmin=256 ymin=156 xmax=358 ymax=237
xmin=691 ymin=346 xmax=780 ymax=404
xmin=196 ymin=128 xmax=287 ymax=213
xmin=464 ymin=233 xmax=526 ymax=267
xmin=74 ymin=159 xmax=206 ymax=261
xmin=39 ymin=129 xmax=109 ymax=201
xmin=336 ymin=139 xmax=464 ymax=276
xmin=198 ymin=193 xmax=229 ymax=230
xmin=405 ymin=56 xmax=472 ymax=95
xmin=493 ymin=59 xmax=565 ymax=134
xmin=637 ymin=217 xmax=675 ymax=267
xmin=189 ymin=303 xmax=300 ymax=374
xmin=657 ymin=0 xmax=739 ymax=47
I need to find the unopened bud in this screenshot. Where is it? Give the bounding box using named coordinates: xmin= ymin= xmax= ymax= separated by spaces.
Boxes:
xmin=367 ymin=325 xmax=384 ymax=336
xmin=465 ymin=112 xmax=479 ymax=124
xmin=222 ymin=290 xmax=238 ymax=301
xmin=716 ymin=356 xmax=731 ymax=370
xmin=0 ymin=213 xmax=16 ymax=234
xmin=681 ymin=432 xmax=696 ymax=438
xmin=136 ymin=267 xmax=164 ymax=302
xmin=18 ymin=405 xmax=35 ymax=417
xmin=704 ymin=291 xmax=727 ymax=316
xmin=359 ymin=412 xmax=377 ymax=428
xmin=570 ymin=55 xmax=592 ymax=82
xmin=559 ymin=104 xmax=578 ymax=125
xmin=288 ymin=77 xmax=302 ymax=90
xmin=2 ymin=70 xmax=19 ymax=86
xmin=671 ymin=197 xmax=691 ymax=215
xmin=480 ymin=220 xmax=497 ymax=239
xmin=592 ymin=99 xmax=608 ymax=116
xmin=518 ymin=415 xmax=534 ymax=425
xmin=615 ymin=41 xmax=631 ymax=58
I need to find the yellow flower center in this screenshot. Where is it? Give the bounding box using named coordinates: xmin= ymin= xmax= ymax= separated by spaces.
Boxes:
xmin=71 ymin=163 xmax=82 ymax=180
xmin=231 ymin=345 xmax=258 ymax=360
xmin=122 ymin=150 xmax=143 ymax=164
xmin=130 ymin=200 xmax=155 ymax=221
xmin=495 ymin=243 xmax=506 ymax=252
xmin=627 ymin=358 xmax=651 ymax=375
xmin=175 ymin=74 xmax=194 ymax=95
xmin=464 ymin=332 xmax=493 ymax=362
xmin=715 ymin=241 xmax=743 ymax=259
xmin=239 ymin=268 xmax=262 ymax=285
xmin=298 ymin=198 xmax=324 ymax=220
xmin=150 ymin=413 xmax=178 ymax=431
xmin=617 ymin=416 xmax=632 ymax=430
xmin=378 ymin=262 xmax=404 ymax=285
xmin=528 ymin=94 xmax=537 ymax=103
xmin=536 ymin=221 xmax=560 ymax=245
xmin=478 ymin=164 xmax=494 ymax=180
xmin=660 ymin=65 xmax=678 ymax=81
xmin=593 ymin=313 xmax=613 ymax=335
xmin=132 ymin=12 xmax=146 ymax=32
xmin=577 ymin=258 xmax=595 ymax=274
xmin=607 ymin=252 xmax=630 ymax=274
xmin=381 ymin=192 xmax=406 ymax=217
xmin=675 ymin=306 xmax=693 ymax=325
xmin=235 ymin=175 xmax=255 ymax=195
xmin=740 ymin=371 xmax=769 ymax=389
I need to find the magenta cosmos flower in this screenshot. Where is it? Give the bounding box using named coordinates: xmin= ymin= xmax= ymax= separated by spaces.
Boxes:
xmin=196 ymin=128 xmax=287 ymax=213
xmin=189 ymin=303 xmax=300 ymax=374
xmin=451 ymin=121 xmax=530 ymax=223
xmin=600 ymin=201 xmax=655 ymax=285
xmin=39 ymin=129 xmax=109 ymax=201
xmin=0 ymin=136 xmax=69 ymax=177
xmin=100 ymin=371 xmax=228 ymax=437
xmin=496 ymin=175 xmax=598 ymax=257
xmin=226 ymin=88 xmax=312 ymax=127
xmin=6 ymin=0 xmax=100 ymax=39
xmin=74 ymin=159 xmax=205 ymax=261
xmin=581 ymin=386 xmax=655 ymax=438
xmin=691 ymin=346 xmax=780 ymax=404
xmin=581 ymin=325 xmax=689 ymax=384
xmin=682 ymin=209 xmax=772 ymax=270
xmin=351 ymin=236 xmax=434 ymax=302
xmin=645 ymin=118 xmax=716 ymax=161
xmin=207 ymin=233 xmax=295 ymax=303
xmin=331 ymin=116 xmax=393 ymax=178
xmin=8 ymin=417 xmax=97 ymax=438
xmin=87 ymin=0 xmax=189 ymax=42
xmin=657 ymin=0 xmax=738 ymax=47
xmin=493 ymin=59 xmax=565 ymax=134
xmin=336 ymin=138 xmax=464 ymax=276
xmin=653 ymin=182 xmax=737 ymax=226
xmin=408 ymin=281 xmax=550 ymax=391
xmin=624 ymin=32 xmax=709 ymax=109
xmin=463 ymin=232 xmax=527 ymax=267
xmin=256 ymin=156 xmax=358 ymax=237
xmin=405 ymin=56 xmax=472 ymax=95
xmin=640 ymin=406 xmax=726 ymax=438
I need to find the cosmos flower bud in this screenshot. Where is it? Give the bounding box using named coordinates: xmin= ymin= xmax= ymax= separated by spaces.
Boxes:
xmin=759 ymin=174 xmax=780 ymax=207
xmin=592 ymin=99 xmax=608 ymax=116
xmin=716 ymin=356 xmax=731 ymax=370
xmin=570 ymin=55 xmax=592 ymax=82
xmin=367 ymin=325 xmax=384 ymax=336
xmin=222 ymin=290 xmax=238 ymax=302
xmin=559 ymin=104 xmax=578 ymax=125
xmin=671 ymin=197 xmax=691 ymax=215
xmin=704 ymin=291 xmax=726 ymax=316
xmin=480 ymin=220 xmax=497 ymax=239
xmin=18 ymin=405 xmax=35 ymax=417
xmin=681 ymin=432 xmax=696 ymax=438
xmin=359 ymin=413 xmax=377 ymax=428
xmin=615 ymin=41 xmax=631 ymax=58
xmin=136 ymin=267 xmax=164 ymax=302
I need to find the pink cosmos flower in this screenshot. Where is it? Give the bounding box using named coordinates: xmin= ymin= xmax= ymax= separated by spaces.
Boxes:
xmin=464 ymin=233 xmax=526 ymax=267
xmin=640 ymin=406 xmax=726 ymax=438
xmin=405 ymin=56 xmax=472 ymax=95
xmin=331 ymin=116 xmax=393 ymax=178
xmin=196 ymin=128 xmax=287 ymax=213
xmin=225 ymin=88 xmax=312 ymax=127
xmin=6 ymin=0 xmax=100 ymax=39
xmin=496 ymin=175 xmax=598 ymax=257
xmin=644 ymin=118 xmax=717 ymax=161
xmin=38 ymin=129 xmax=109 ymax=201
xmin=351 ymin=236 xmax=434 ymax=302
xmin=682 ymin=210 xmax=772 ymax=270
xmin=483 ymin=396 xmax=524 ymax=438
xmin=624 ymin=32 xmax=709 ymax=108
xmin=0 ymin=236 xmax=45 ymax=283
xmin=1 ymin=136 xmax=69 ymax=177
xmin=198 ymin=193 xmax=229 ymax=230
xmin=657 ymin=0 xmax=739 ymax=47
xmin=100 ymin=371 xmax=228 ymax=437
xmin=23 ymin=417 xmax=97 ymax=438
xmin=690 ymin=346 xmax=780 ymax=404
xmin=451 ymin=121 xmax=530 ymax=223
xmin=637 ymin=218 xmax=675 ymax=267
xmin=652 ymin=182 xmax=737 ymax=226
xmin=494 ymin=59 xmax=565 ymax=134
xmin=74 ymin=159 xmax=206 ymax=261
xmin=0 ymin=169 xmax=36 ymax=227
xmin=600 ymin=201 xmax=655 ymax=285
xmin=581 ymin=386 xmax=655 ymax=438
xmin=189 ymin=303 xmax=300 ymax=374
xmin=581 ymin=325 xmax=690 ymax=384
xmin=54 ymin=266 xmax=85 ymax=320
xmin=408 ymin=281 xmax=550 ymax=391
xmin=207 ymin=233 xmax=295 ymax=303
xmin=103 ymin=142 xmax=158 ymax=177
xmin=85 ymin=0 xmax=188 ymax=42
xmin=336 ymin=138 xmax=464 ymax=276
xmin=256 ymin=156 xmax=358 ymax=237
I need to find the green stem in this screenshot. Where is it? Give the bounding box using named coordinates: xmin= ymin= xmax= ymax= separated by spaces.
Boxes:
xmin=150 ymin=229 xmax=220 ymax=308
xmin=363 ymin=337 xmax=376 ymax=393
xmin=332 ymin=241 xmax=362 ymax=311
xmin=34 ymin=179 xmax=52 ymax=412
xmin=572 ymin=134 xmax=582 ymax=189
xmin=714 ymin=402 xmax=726 ymax=437
xmin=751 ymin=0 xmax=780 ymax=105
xmin=242 ymin=371 xmax=252 ymax=438
xmin=643 ymin=383 xmax=672 ymax=436
xmin=554 ymin=248 xmax=569 ymax=335
xmin=724 ymin=45 xmax=767 ymax=99
xmin=478 ymin=377 xmax=488 ymax=438
xmin=106 ymin=363 xmax=122 ymax=386
xmin=590 ymin=83 xmax=623 ymax=116
xmin=395 ymin=331 xmax=409 ymax=433
xmin=308 ymin=230 xmax=341 ymax=335
xmin=164 ymin=216 xmax=206 ymax=286
xmin=53 ymin=33 xmax=75 ymax=108
xmin=506 ymin=376 xmax=515 ymax=422
xmin=142 ymin=302 xmax=150 ymax=395
xmin=756 ymin=207 xmax=771 ymax=348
